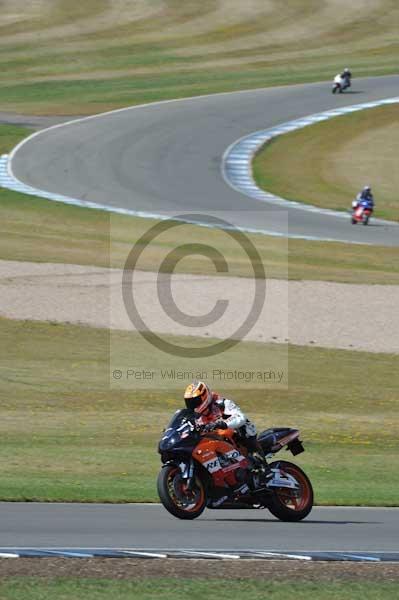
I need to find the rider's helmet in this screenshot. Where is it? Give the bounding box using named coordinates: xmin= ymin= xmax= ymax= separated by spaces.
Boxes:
xmin=344 ymin=67 xmax=350 ymax=73
xmin=184 ymin=380 xmax=212 ymax=415
xmin=363 ymin=185 xmax=371 ymax=192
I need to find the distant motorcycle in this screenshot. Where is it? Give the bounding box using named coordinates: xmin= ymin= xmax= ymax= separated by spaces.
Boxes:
xmin=351 ymin=203 xmax=373 ymax=225
xmin=157 ymin=409 xmax=313 ymax=522
xmin=332 ymin=74 xmax=350 ymax=94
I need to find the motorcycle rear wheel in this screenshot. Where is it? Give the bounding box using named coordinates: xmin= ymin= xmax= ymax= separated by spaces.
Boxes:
xmin=157 ymin=465 xmax=207 ymax=520
xmin=268 ymin=460 xmax=313 ymax=521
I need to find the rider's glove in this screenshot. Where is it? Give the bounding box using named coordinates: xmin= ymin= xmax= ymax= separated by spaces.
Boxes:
xmin=201 ymin=421 xmax=228 ymax=433
xmin=201 ymin=422 xmax=217 ymax=433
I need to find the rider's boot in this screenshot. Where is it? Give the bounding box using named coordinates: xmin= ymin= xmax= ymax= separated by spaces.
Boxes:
xmin=249 ymin=448 xmax=273 ymax=487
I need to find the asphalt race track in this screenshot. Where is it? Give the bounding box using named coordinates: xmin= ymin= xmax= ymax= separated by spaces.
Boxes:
xmin=11 ymin=76 xmax=399 ymax=245
xmin=1 ymin=503 xmax=399 ymax=557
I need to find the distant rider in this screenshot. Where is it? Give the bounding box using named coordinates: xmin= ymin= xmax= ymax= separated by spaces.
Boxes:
xmin=184 ymin=381 xmax=271 ymax=481
xmin=352 ymin=185 xmax=374 ymax=211
xmin=340 ymin=67 xmax=352 ymax=89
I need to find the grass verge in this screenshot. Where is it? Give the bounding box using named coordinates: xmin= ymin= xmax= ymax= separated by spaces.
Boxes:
xmin=1 ymin=578 xmax=399 ymax=600
xmin=0 ymin=1 xmax=398 ymax=115
xmin=253 ymin=104 xmax=399 ymax=221
xmin=1 ymin=317 xmax=398 ymax=505
xmin=2 ymin=185 xmax=399 ymax=284
xmin=0 ymin=125 xmax=34 ymax=152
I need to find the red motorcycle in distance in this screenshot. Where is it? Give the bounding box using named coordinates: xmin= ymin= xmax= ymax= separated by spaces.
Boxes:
xmin=351 ymin=204 xmax=373 ymax=225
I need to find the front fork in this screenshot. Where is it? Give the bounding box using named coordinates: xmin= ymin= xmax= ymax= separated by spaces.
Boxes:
xmin=178 ymin=459 xmax=195 ymax=490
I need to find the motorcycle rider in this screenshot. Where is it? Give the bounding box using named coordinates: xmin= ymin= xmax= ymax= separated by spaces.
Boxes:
xmin=184 ymin=381 xmax=272 ymax=484
xmin=340 ymin=67 xmax=352 ymax=89
xmin=352 ymin=185 xmax=374 ymax=211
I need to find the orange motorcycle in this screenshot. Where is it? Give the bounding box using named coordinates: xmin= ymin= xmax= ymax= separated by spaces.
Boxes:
xmin=157 ymin=409 xmax=313 ymax=521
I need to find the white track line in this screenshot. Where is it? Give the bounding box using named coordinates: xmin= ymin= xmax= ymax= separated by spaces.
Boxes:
xmin=180 ymin=550 xmax=241 ymax=559
xmin=340 ymin=553 xmax=381 ymax=561
xmin=0 ymin=151 xmax=351 ymax=242
xmin=252 ymin=551 xmax=312 ymax=560
xmin=39 ymin=549 xmax=94 ymax=558
xmin=120 ymin=550 xmax=168 ymax=558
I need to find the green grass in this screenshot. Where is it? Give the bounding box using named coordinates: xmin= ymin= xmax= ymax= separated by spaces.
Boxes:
xmin=1 ymin=578 xmax=399 ymax=600
xmin=0 ymin=125 xmax=34 ymax=153
xmin=253 ymin=104 xmax=399 ymax=221
xmin=2 ymin=185 xmax=399 ymax=284
xmin=0 ymin=1 xmax=398 ymax=114
xmin=1 ymin=317 xmax=398 ymax=505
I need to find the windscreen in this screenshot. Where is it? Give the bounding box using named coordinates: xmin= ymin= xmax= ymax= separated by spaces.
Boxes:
xmin=166 ymin=408 xmax=195 ymax=429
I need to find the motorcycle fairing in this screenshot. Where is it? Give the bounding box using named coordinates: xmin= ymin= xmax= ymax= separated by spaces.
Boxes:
xmin=355 ymin=206 xmax=364 ymax=217
xmin=158 ymin=409 xmax=199 ymax=455
xmin=258 ymin=427 xmax=304 ymax=455
xmin=193 ymin=436 xmax=249 ymax=488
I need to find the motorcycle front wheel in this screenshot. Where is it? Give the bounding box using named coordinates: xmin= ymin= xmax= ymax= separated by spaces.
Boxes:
xmin=268 ymin=460 xmax=313 ymax=521
xmin=157 ymin=465 xmax=207 ymax=520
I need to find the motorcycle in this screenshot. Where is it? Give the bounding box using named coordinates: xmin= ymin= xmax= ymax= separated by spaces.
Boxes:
xmin=351 ymin=203 xmax=373 ymax=225
xmin=157 ymin=409 xmax=313 ymax=521
xmin=332 ymin=74 xmax=350 ymax=94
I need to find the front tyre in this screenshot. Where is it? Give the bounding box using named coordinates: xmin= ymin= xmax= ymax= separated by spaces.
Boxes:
xmin=157 ymin=465 xmax=207 ymax=520
xmin=268 ymin=460 xmax=313 ymax=521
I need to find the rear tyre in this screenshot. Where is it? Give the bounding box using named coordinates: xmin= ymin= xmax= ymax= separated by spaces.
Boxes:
xmin=363 ymin=215 xmax=369 ymax=225
xmin=268 ymin=460 xmax=313 ymax=522
xmin=157 ymin=465 xmax=207 ymax=520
